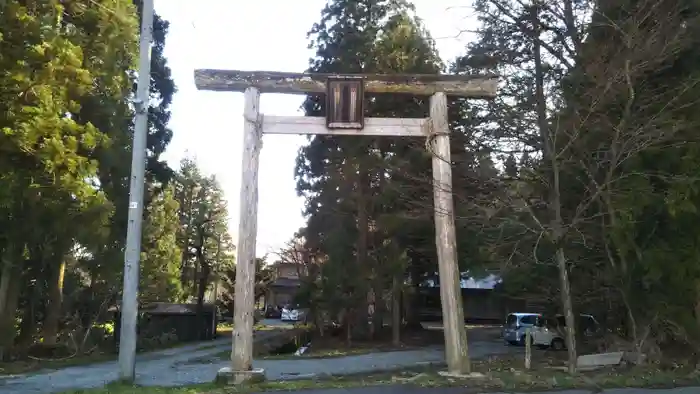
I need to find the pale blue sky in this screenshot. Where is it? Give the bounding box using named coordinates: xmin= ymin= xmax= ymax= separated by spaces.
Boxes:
xmin=156 ymin=0 xmax=475 ymax=256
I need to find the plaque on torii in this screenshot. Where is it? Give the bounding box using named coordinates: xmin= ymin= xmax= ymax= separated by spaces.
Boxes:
xmin=194 ymin=69 xmax=498 ymax=383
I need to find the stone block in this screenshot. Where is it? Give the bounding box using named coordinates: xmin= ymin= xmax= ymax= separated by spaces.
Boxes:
xmin=438 ymin=371 xmax=486 ymax=379
xmin=577 ymin=351 xmax=623 ymax=370
xmin=215 ymin=366 xmax=266 ymax=385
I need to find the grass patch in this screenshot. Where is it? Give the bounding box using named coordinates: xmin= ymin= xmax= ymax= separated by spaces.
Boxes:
xmin=3 ymin=325 xmax=300 ymax=376
xmin=63 ymin=354 xmax=700 ymax=394
xmin=391 ymin=354 xmax=700 ymax=392
xmin=216 ymin=323 xmax=299 ymax=337
xmin=0 ymin=352 xmax=117 ymax=376
xmin=253 ymin=324 xmax=441 ymax=361
xmin=0 ymin=336 xmax=231 ymax=376
xmin=192 ymin=347 xmax=378 ymax=362
xmin=260 ymin=347 xmax=378 ymax=360
xmin=193 ymin=338 xmax=414 ymax=362
xmin=58 ymin=369 xmax=405 ymax=394
xmin=216 ymin=323 xmax=233 ymax=336
xmin=403 ymin=363 xmax=700 ymax=392
xmin=179 ymin=327 xmax=311 ymax=366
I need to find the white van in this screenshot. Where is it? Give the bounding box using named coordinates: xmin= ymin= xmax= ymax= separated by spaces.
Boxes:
xmin=503 ymin=313 xmax=600 ymax=350
xmin=280 ymin=304 xmax=308 ymax=323
xmin=502 ymin=312 xmax=541 ymax=346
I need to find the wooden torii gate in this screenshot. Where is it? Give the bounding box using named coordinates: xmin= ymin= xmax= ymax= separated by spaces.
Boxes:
xmin=194 ymin=70 xmax=497 ymax=382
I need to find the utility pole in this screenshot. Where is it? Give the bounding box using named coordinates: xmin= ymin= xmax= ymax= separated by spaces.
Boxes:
xmin=118 ymin=0 xmax=155 ymax=382
xmin=213 ymin=234 xmax=221 ymax=302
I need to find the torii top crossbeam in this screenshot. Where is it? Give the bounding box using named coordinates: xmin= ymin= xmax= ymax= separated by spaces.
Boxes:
xmin=194 ymin=69 xmax=498 ymax=98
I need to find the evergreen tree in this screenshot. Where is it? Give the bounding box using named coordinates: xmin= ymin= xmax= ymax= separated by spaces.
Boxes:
xmin=459 ymin=0 xmax=700 ymax=366
xmin=0 ymin=0 xmax=182 ymax=356
xmin=174 ymin=157 xmax=234 ymax=307
xmin=140 ymin=185 xmax=183 ymax=302
xmin=297 ymin=0 xmax=470 ymax=344
xmin=0 ymin=0 xmax=137 ymax=355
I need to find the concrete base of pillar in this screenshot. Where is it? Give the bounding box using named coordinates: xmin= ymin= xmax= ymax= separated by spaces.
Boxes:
xmin=215 ymin=366 xmax=266 ymax=385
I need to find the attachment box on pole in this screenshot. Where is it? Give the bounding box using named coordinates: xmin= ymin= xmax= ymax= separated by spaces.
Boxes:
xmin=325 ymin=76 xmax=365 ymax=130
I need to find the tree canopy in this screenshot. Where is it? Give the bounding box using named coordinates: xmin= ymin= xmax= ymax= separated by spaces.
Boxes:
xmin=290 ymin=0 xmax=700 ymax=373
xmin=0 ymin=0 xmax=234 ymax=359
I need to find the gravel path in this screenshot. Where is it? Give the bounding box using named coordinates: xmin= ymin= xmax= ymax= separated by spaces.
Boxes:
xmin=0 ymin=336 xmax=233 ymax=393
xmin=0 ymin=331 xmax=520 ymax=393
xmin=0 ymin=335 xmax=695 ymax=394
xmin=175 ymin=339 xmax=523 ymax=383
xmin=8 ymin=323 xmax=684 ymax=394
xmin=0 ymin=329 xmax=295 ymax=394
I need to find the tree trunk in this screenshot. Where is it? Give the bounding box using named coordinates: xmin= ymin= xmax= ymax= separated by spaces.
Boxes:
xmin=17 ymin=279 xmax=39 ymax=347
xmin=695 ymin=285 xmax=700 ymax=333
xmin=83 ymin=265 xmax=98 ymax=331
xmin=43 ymin=259 xmax=67 ymax=346
xmin=0 ymin=246 xmax=24 ymax=360
xmin=355 ymin=167 xmax=371 ymax=339
xmin=404 ymin=261 xmax=422 ymax=329
xmin=601 ymin=194 xmax=640 ymax=347
xmin=196 ymin=261 xmax=210 ymax=305
xmin=180 ymin=239 xmax=190 ymax=290
xmin=556 ymin=247 xmax=578 ymax=373
xmin=345 ymin=308 xmax=353 ymax=346
xmin=392 ymin=274 xmax=401 ymax=346
xmin=195 ymin=245 xmax=211 ymax=340
xmin=0 ymin=274 xmax=21 ymax=359
xmin=368 ymin=288 xmax=376 ymax=340
xmin=531 ymin=4 xmax=578 ymax=373
xmin=0 ymin=252 xmax=13 ymax=318
xmin=17 ymin=248 xmax=46 ymax=347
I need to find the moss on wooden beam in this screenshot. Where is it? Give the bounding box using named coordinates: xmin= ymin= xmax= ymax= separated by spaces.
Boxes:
xmin=194 ymin=70 xmax=498 ymax=98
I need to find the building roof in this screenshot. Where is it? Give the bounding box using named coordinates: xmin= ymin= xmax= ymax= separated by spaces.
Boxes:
xmin=269 ymin=278 xmax=301 ymax=288
xmin=109 ymin=302 xmax=216 ymax=315
xmin=421 ymin=273 xmax=501 ymax=289
xmin=270 ymin=260 xmax=304 ymax=267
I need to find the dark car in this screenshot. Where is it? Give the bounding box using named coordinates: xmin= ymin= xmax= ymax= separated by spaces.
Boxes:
xmin=264 ymin=305 xmax=282 ymax=319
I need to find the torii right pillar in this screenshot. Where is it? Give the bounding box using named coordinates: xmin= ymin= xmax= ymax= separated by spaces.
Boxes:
xmin=430 ymin=91 xmax=470 ymax=374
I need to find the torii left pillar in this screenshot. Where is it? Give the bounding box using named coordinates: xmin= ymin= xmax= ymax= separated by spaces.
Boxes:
xmin=229 ymin=86 xmax=262 ymax=382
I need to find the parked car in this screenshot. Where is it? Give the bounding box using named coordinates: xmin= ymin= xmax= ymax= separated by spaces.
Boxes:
xmin=280 ymin=304 xmax=308 ymax=323
xmin=264 ymin=305 xmax=282 ymax=319
xmin=502 ymin=312 xmax=541 ymax=346
xmin=503 ymin=312 xmax=600 ymax=350
xmin=532 ymin=314 xmax=600 ymax=350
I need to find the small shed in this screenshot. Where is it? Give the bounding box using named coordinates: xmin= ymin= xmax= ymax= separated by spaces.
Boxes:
xmin=267 ymin=278 xmax=301 ymax=307
xmin=418 ymin=287 xmax=519 ymax=324
xmin=112 ymin=302 xmax=218 ymax=347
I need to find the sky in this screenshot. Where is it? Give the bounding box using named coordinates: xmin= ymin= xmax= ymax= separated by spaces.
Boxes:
xmin=155 ymin=0 xmax=476 ymax=258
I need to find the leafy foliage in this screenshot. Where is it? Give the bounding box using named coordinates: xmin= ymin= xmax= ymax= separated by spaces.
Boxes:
xmin=293 ymin=0 xmax=700 ymax=372
xmin=0 ymin=0 xmax=237 ymax=358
